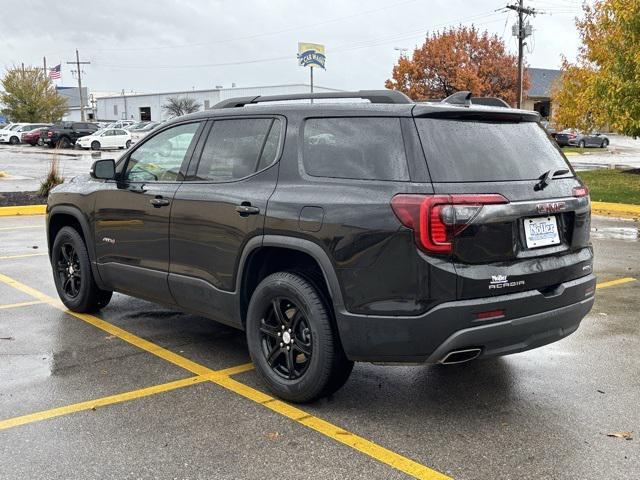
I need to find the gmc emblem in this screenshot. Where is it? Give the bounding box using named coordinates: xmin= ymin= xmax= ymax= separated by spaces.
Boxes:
xmin=536 ymin=202 xmax=566 ymax=214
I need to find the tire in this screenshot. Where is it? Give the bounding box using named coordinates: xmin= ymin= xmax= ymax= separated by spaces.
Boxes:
xmin=246 ymin=272 xmax=353 ymax=403
xmin=9 ymin=136 xmax=19 ymax=145
xmin=91 ymin=141 xmax=101 ymax=151
xmin=51 ymin=226 xmax=113 ymax=312
xmin=57 ymin=137 xmax=71 ymax=149
xmin=578 ymin=140 xmax=586 ymax=148
xmin=601 ymin=138 xmax=609 ymax=148
xmin=125 ymin=140 xmax=131 ymax=149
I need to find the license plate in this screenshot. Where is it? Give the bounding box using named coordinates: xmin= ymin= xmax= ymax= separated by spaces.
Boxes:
xmin=524 ymin=216 xmax=560 ymax=248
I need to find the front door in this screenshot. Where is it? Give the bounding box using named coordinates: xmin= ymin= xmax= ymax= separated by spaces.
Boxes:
xmin=168 ymin=117 xmax=283 ymax=324
xmin=93 ymin=121 xmax=203 ymax=303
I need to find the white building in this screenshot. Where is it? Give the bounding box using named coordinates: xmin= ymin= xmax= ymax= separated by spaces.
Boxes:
xmin=95 ymin=84 xmax=343 ymax=122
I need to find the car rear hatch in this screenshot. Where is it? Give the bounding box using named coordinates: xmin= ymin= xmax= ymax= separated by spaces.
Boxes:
xmin=412 ymin=106 xmax=592 ymax=301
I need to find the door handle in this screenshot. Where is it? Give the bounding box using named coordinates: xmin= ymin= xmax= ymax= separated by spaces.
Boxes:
xmin=235 ymin=203 xmax=260 ymax=216
xmin=150 ymin=196 xmax=170 ymax=208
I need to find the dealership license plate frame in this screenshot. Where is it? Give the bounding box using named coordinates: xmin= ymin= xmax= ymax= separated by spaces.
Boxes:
xmin=524 ymin=215 xmax=561 ymax=248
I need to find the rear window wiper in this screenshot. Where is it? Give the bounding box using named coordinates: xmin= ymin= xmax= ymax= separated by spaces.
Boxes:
xmin=534 ymin=169 xmax=570 ymax=191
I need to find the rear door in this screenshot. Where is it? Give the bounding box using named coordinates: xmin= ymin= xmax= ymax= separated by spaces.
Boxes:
xmin=93 ymin=121 xmax=204 ymax=303
xmin=413 ymin=112 xmax=592 ymax=300
xmin=168 ymin=117 xmax=282 ymax=324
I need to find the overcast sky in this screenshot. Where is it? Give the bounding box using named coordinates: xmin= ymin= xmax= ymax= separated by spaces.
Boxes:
xmin=1 ymin=0 xmax=587 ymax=94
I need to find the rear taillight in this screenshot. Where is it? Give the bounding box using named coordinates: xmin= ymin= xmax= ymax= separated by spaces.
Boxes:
xmin=572 ymin=186 xmax=589 ymax=197
xmin=391 ymin=194 xmax=508 ymax=254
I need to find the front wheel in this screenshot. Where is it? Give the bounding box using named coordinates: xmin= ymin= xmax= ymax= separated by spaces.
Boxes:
xmin=91 ymin=141 xmax=101 ymax=151
xmin=52 ymin=226 xmax=112 ymax=312
xmin=601 ymin=138 xmax=609 ymax=148
xmin=9 ymin=136 xmax=19 ymax=145
xmin=246 ymin=272 xmax=353 ymax=403
xmin=578 ymin=140 xmax=586 ymax=148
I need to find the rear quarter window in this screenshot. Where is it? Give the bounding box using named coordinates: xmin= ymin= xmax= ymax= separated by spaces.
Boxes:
xmin=415 ymin=118 xmax=572 ymax=182
xmin=302 ymin=117 xmax=409 ymax=181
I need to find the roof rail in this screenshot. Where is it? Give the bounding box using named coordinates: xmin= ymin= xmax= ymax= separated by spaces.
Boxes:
xmin=212 ymin=89 xmax=413 ymax=109
xmin=440 ymin=91 xmax=511 ymax=108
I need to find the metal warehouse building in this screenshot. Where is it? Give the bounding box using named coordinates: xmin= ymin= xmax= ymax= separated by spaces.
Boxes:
xmin=95 ymin=84 xmax=343 ymax=122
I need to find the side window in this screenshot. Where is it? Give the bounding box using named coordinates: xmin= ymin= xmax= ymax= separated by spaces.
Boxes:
xmin=302 ymin=117 xmax=409 ymax=181
xmin=125 ymin=122 xmax=200 ymax=182
xmin=193 ymin=118 xmax=280 ymax=182
xmin=115 ymin=129 xmax=126 ymax=136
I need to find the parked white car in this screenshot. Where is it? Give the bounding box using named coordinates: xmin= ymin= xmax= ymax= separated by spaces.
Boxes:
xmin=0 ymin=123 xmax=49 ymax=144
xmin=76 ymin=128 xmax=132 ymax=150
xmin=129 ymin=121 xmax=160 ymax=144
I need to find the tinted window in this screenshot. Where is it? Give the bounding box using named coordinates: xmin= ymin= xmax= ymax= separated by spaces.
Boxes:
xmin=193 ymin=118 xmax=279 ymax=182
xmin=303 ymin=118 xmax=409 ymax=181
xmin=126 ymin=122 xmax=200 ymax=182
xmin=415 ymin=119 xmax=572 ymax=182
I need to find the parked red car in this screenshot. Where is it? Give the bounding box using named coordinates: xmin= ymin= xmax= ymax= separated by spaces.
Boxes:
xmin=21 ymin=126 xmax=51 ymax=146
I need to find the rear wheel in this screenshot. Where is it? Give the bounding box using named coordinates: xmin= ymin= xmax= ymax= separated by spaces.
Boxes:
xmin=52 ymin=226 xmax=112 ymax=312
xmin=91 ymin=141 xmax=101 ymax=151
xmin=246 ymin=272 xmax=353 ymax=403
xmin=601 ymin=138 xmax=609 ymax=148
xmin=125 ymin=140 xmax=131 ymax=149
xmin=578 ymin=140 xmax=586 ymax=148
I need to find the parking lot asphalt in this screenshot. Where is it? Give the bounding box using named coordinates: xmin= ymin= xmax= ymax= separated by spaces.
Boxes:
xmin=0 ymin=214 xmax=638 ymax=479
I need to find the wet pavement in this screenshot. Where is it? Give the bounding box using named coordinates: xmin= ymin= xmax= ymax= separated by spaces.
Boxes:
xmin=0 ymin=144 xmax=124 ymax=193
xmin=0 ymin=214 xmax=638 ymax=479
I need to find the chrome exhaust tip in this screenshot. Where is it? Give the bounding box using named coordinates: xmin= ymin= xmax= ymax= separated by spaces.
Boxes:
xmin=439 ymin=348 xmax=482 ymax=365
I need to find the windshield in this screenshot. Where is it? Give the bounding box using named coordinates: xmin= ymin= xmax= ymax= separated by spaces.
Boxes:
xmin=415 ymin=119 xmax=572 ymax=182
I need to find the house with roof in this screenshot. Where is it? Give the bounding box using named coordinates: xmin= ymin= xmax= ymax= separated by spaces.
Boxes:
xmin=523 ymin=67 xmax=561 ymax=120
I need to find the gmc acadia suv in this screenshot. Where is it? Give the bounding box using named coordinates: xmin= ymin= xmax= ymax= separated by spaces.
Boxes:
xmin=46 ymin=90 xmax=595 ymax=402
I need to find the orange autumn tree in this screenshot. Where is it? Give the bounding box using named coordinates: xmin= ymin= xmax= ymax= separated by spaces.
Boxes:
xmin=385 ymin=26 xmax=527 ymax=105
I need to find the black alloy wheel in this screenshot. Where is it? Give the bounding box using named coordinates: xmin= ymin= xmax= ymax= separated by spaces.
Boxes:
xmin=260 ymin=297 xmax=313 ymax=380
xmin=55 ymin=242 xmax=82 ymax=298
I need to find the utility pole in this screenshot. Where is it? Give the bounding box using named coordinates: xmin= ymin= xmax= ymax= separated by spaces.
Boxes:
xmin=43 ymin=57 xmax=47 ymax=78
xmin=506 ymin=1 xmax=537 ymax=108
xmin=66 ymin=49 xmax=90 ymax=121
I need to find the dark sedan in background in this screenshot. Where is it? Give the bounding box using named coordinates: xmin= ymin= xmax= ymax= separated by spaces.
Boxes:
xmin=555 ymin=129 xmax=609 ymax=148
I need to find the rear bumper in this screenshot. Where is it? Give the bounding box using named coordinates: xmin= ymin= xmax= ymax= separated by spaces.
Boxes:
xmin=336 ymin=274 xmax=596 ymax=362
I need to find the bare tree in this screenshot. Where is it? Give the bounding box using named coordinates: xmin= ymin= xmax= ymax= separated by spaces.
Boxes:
xmin=161 ymin=96 xmax=202 ymax=118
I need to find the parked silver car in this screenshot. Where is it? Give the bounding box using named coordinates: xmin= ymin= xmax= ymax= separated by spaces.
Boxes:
xmin=554 ymin=129 xmax=609 ymax=148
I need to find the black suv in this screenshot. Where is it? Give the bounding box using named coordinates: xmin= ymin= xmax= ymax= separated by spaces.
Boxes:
xmin=46 ymin=90 xmax=595 ymax=402
xmin=41 ymin=121 xmax=99 ymax=148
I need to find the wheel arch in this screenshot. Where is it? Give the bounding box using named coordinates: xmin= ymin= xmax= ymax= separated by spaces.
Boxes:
xmin=237 ymin=236 xmax=344 ymax=328
xmin=48 ymin=205 xmax=106 ymax=288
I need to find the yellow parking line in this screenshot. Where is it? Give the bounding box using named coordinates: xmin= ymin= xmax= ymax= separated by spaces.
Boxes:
xmin=596 ymin=277 xmax=636 ymax=289
xmin=0 ymin=376 xmax=208 ymax=431
xmin=0 ymin=253 xmax=47 ymax=260
xmin=0 ymin=272 xmax=449 ymax=480
xmin=0 ymin=300 xmax=44 ymax=310
xmin=215 ymin=376 xmax=450 ymax=480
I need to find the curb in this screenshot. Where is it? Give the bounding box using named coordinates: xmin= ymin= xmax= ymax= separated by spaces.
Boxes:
xmin=0 ymin=205 xmax=47 ymax=217
xmin=591 ymin=201 xmax=640 ymax=219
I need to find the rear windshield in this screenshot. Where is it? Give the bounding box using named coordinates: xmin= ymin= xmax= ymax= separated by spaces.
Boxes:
xmin=415 ymin=119 xmax=571 ymax=182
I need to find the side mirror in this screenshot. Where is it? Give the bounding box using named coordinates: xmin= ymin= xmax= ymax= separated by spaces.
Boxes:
xmin=90 ymin=159 xmax=116 ymax=180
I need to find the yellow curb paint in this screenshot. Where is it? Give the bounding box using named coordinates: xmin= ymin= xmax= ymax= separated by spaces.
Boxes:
xmin=591 ymin=201 xmax=640 ymax=219
xmin=0 ymin=253 xmax=47 ymax=260
xmin=0 ymin=205 xmax=46 ymax=217
xmin=0 ymin=300 xmax=44 ymax=310
xmin=596 ymin=277 xmax=636 ymax=289
xmin=0 ymin=376 xmax=209 ymax=431
xmin=0 ymin=272 xmax=449 ymax=480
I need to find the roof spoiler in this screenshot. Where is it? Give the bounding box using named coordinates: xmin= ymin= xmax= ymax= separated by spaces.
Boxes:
xmin=441 ymin=91 xmax=511 ymax=108
xmin=212 ymin=89 xmax=413 ymax=109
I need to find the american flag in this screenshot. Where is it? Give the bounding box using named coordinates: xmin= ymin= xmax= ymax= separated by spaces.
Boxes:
xmin=48 ymin=64 xmax=61 ymax=79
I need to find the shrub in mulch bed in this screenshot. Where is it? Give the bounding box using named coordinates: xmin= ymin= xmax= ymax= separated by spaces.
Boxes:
xmin=0 ymin=191 xmax=47 ymax=207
